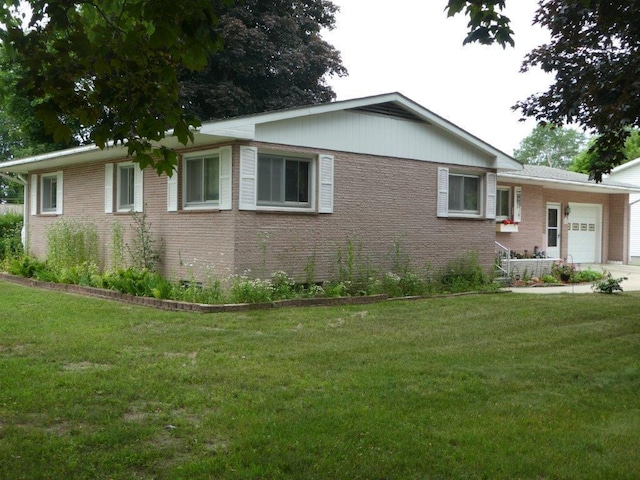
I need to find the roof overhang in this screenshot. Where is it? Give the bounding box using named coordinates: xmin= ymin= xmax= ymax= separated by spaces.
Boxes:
xmin=1 ymin=92 xmax=522 ymax=174
xmin=498 ymin=172 xmax=640 ymax=194
xmin=0 ymin=131 xmax=242 ymax=174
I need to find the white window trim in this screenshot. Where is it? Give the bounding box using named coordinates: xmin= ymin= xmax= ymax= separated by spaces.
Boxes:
xmin=181 ymin=147 xmax=232 ymax=211
xmin=105 ymin=163 xmax=114 ymax=214
xmin=318 ymin=154 xmax=334 ymax=214
xmin=40 ymin=171 xmax=63 ymax=215
xmin=30 ymin=174 xmax=38 ymax=216
xmin=513 ymin=186 xmax=522 ymax=223
xmin=496 ymin=186 xmax=511 ymax=221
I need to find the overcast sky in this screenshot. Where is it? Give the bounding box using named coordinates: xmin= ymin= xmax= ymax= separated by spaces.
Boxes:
xmin=322 ymin=0 xmax=553 ymax=156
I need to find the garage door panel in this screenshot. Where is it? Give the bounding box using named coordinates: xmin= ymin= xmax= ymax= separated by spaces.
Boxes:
xmin=567 ymin=204 xmax=601 ymax=263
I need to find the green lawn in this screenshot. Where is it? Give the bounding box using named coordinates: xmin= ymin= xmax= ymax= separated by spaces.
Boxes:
xmin=1 ymin=281 xmax=639 ymax=479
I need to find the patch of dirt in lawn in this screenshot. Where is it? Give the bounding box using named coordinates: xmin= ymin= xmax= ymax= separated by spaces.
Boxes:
xmin=163 ymin=351 xmax=198 ymax=365
xmin=61 ymin=361 xmax=112 ymax=372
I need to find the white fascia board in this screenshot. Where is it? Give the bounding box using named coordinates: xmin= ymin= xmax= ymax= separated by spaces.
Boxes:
xmin=609 ymin=156 xmax=640 ymax=175
xmin=499 ymin=173 xmax=640 ymax=194
xmin=1 ymin=143 xmax=127 ymax=174
xmin=198 ymin=122 xmax=256 ymax=139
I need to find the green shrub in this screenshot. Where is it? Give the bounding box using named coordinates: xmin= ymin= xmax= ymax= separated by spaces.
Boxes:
xmin=574 ymin=268 xmax=604 ymax=283
xmin=541 ymin=274 xmax=557 ymax=283
xmin=102 ymin=268 xmax=158 ymax=297
xmin=229 ymin=275 xmax=272 ymax=304
xmin=46 ymin=219 xmax=99 ymax=270
xmin=8 ymin=256 xmax=47 ymax=278
xmin=0 ymin=213 xmax=23 ymax=262
xmin=437 ymin=251 xmax=492 ymax=293
xmin=128 ymin=210 xmax=162 ymax=271
xmin=592 ymin=271 xmax=626 ymax=294
xmin=271 ymin=271 xmax=297 ymax=300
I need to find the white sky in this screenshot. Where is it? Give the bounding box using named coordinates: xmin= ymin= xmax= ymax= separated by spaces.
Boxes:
xmin=322 ymin=0 xmax=553 ymax=156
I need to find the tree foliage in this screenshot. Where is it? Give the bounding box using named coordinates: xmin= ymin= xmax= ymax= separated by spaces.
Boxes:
xmin=446 ymin=0 xmax=640 ymax=181
xmin=0 ymin=1 xmax=345 ymax=175
xmin=0 ymin=0 xmax=225 ymax=176
xmin=445 ymin=0 xmax=514 ymax=47
xmin=570 ymin=130 xmax=640 ymax=174
xmin=513 ymin=125 xmax=587 ymax=170
xmin=180 ymin=0 xmax=347 ymax=121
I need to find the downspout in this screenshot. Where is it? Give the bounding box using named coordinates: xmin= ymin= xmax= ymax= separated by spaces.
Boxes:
xmin=0 ymin=172 xmax=29 ymax=252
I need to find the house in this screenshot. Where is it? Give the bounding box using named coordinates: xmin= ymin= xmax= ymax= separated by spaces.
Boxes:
xmin=608 ymin=158 xmax=640 ymax=264
xmin=495 ymin=165 xmax=639 ymax=275
xmin=1 ymin=93 xmax=636 ymax=284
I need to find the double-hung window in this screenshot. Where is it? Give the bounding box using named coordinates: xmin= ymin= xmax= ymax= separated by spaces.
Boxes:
xmin=41 ymin=174 xmax=58 ymax=213
xmin=437 ymin=167 xmax=496 ymax=219
xmin=257 ymin=154 xmax=311 ymax=207
xmin=105 ymin=162 xmax=143 ymax=213
xmin=238 ymin=146 xmax=333 ymax=213
xmin=448 ymin=173 xmax=480 ymax=215
xmin=496 ymin=187 xmax=511 ymax=220
xmin=117 ymin=163 xmax=136 ymax=211
xmin=32 ymin=171 xmax=63 ymax=215
xmin=173 ymin=147 xmax=231 ymax=212
xmin=184 ymin=154 xmax=220 ymax=207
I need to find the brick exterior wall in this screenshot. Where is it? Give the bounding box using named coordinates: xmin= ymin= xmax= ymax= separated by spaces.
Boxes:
xmin=234 ymin=144 xmax=496 ymax=282
xmin=607 ymin=194 xmax=629 ymax=262
xmin=495 ymin=181 xmax=629 ymax=263
xmin=23 ymin=142 xmax=505 ymax=284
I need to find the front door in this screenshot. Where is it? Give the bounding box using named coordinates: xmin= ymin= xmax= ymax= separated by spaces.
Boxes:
xmin=546 ymin=203 xmax=561 ymax=258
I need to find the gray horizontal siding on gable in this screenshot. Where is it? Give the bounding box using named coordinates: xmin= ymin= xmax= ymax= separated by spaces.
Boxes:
xmin=255 ymin=110 xmax=493 ymax=169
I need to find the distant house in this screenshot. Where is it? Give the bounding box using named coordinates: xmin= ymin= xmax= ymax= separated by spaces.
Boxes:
xmin=1 ymin=93 xmax=637 ymax=283
xmin=496 ymin=165 xmax=639 ymax=266
xmin=608 ymin=158 xmax=640 ymax=264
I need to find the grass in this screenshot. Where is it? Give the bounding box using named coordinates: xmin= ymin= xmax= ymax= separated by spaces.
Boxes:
xmin=1 ymin=282 xmax=639 ymax=479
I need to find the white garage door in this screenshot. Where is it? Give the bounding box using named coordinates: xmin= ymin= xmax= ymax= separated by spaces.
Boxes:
xmin=567 ymin=203 xmax=601 ymax=263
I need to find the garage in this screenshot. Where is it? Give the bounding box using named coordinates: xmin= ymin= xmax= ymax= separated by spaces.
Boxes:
xmin=567 ymin=203 xmax=602 ymax=263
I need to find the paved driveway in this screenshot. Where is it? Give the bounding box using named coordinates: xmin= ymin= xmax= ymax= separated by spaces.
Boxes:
xmin=508 ymin=263 xmax=640 ymax=294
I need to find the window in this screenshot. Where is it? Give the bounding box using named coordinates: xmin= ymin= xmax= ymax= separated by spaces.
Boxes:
xmin=41 ymin=174 xmax=58 ymax=213
xmin=496 ymin=187 xmax=511 ymax=220
xmin=448 ymin=173 xmax=480 ymax=214
xmin=117 ymin=163 xmax=136 ymax=211
xmin=175 ymin=147 xmax=231 ymax=212
xmin=436 ymin=167 xmax=495 ymax=219
xmin=238 ymin=146 xmax=333 ymax=213
xmin=105 ymin=162 xmax=142 ymax=213
xmin=257 ymin=154 xmax=310 ymax=207
xmin=35 ymin=171 xmax=63 ymax=215
xmin=184 ymin=154 xmax=220 ymax=206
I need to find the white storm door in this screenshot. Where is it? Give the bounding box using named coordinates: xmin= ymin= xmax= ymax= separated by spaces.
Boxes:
xmin=546 ymin=203 xmax=561 ymax=258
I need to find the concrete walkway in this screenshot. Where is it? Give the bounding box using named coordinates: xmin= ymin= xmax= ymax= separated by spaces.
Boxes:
xmin=508 ymin=263 xmax=640 ymax=294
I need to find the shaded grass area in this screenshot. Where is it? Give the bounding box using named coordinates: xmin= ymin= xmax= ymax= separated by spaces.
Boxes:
xmin=1 ymin=281 xmax=639 ymax=479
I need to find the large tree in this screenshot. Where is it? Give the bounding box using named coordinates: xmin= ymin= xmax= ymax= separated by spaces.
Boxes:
xmin=180 ymin=0 xmax=346 ymax=121
xmin=446 ymin=0 xmax=640 ymax=181
xmin=0 ymin=0 xmax=224 ymax=176
xmin=0 ymin=1 xmax=345 ymax=175
xmin=514 ymin=125 xmax=587 ymax=169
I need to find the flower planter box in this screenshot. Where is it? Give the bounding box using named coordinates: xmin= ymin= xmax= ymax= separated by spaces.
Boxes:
xmin=496 ymin=223 xmax=518 ymax=233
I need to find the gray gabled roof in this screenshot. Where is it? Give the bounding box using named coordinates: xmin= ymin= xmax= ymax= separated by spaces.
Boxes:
xmin=1 ymin=92 xmax=522 ymax=174
xmin=499 ymin=164 xmax=640 ymax=194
